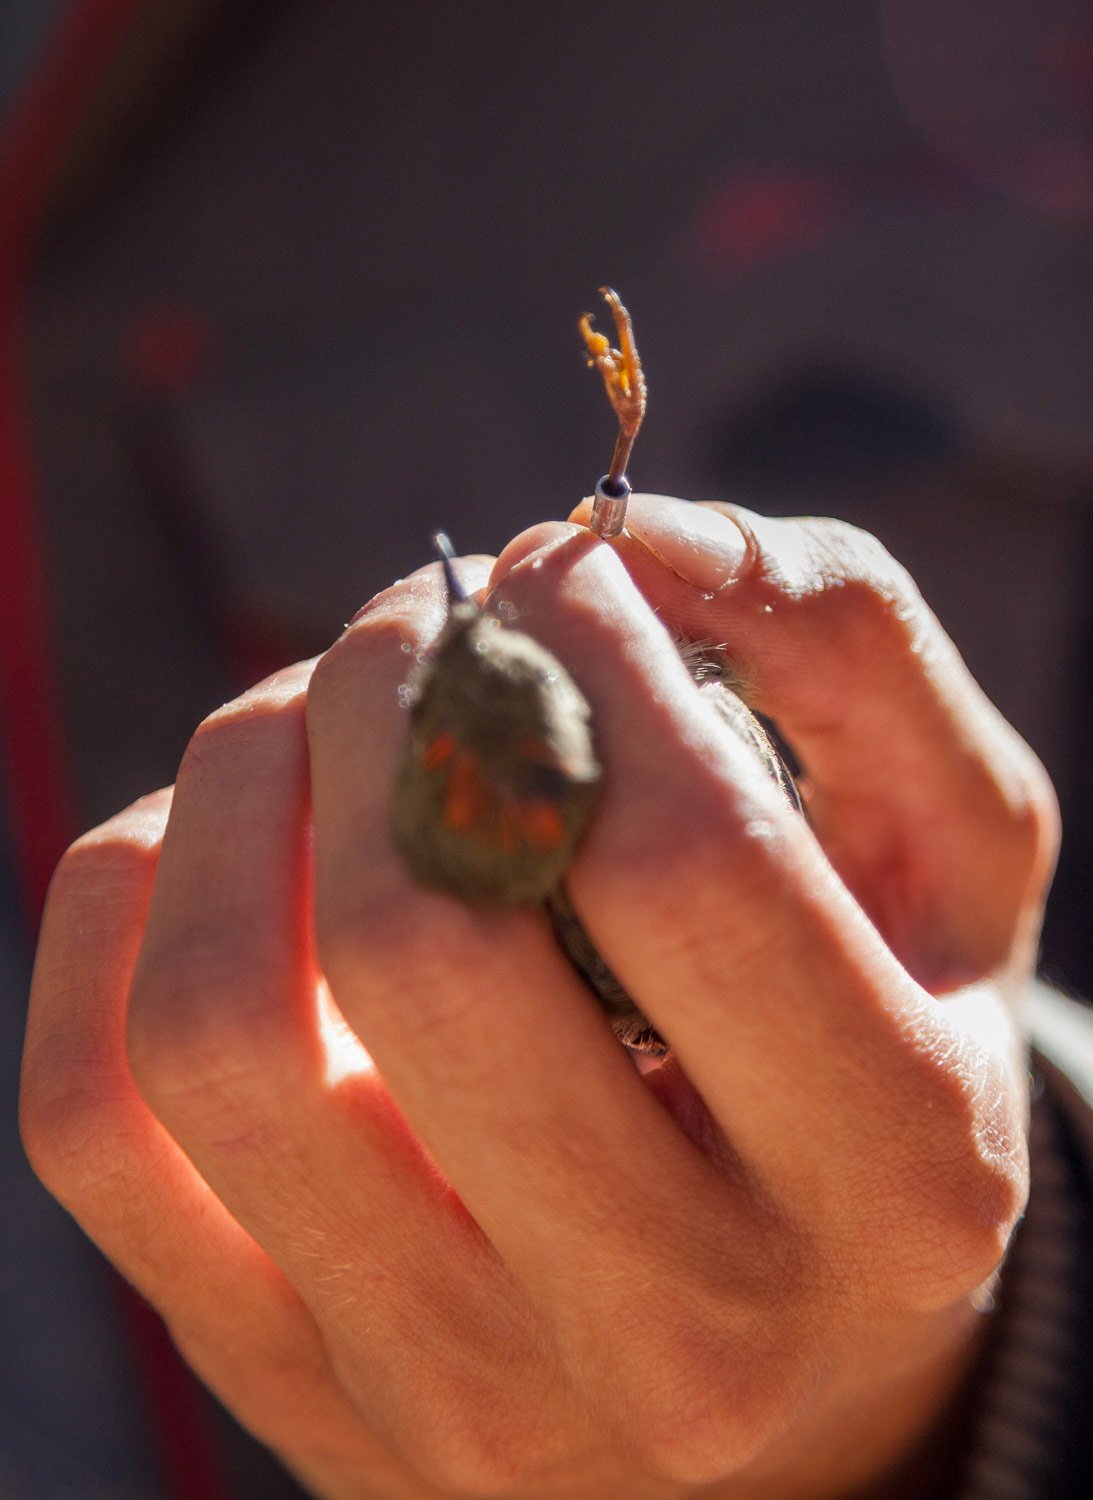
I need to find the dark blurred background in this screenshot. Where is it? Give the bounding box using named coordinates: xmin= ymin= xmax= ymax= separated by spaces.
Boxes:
xmin=2 ymin=2 xmax=1091 ymax=1496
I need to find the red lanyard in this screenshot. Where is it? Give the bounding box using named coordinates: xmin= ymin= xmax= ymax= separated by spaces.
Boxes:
xmin=0 ymin=5 xmax=232 ymax=1497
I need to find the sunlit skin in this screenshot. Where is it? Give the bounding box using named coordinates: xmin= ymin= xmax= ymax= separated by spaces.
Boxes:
xmin=21 ymin=496 xmax=1056 ymax=1499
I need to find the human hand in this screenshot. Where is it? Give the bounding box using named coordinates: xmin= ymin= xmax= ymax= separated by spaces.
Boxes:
xmin=21 ymin=497 xmax=1057 ymax=1499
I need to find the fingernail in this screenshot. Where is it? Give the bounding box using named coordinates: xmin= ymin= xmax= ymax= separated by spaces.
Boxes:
xmin=623 ymin=494 xmax=748 ymax=592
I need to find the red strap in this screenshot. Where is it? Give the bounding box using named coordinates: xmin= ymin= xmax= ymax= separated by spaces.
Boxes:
xmin=0 ymin=6 xmax=232 ymax=1498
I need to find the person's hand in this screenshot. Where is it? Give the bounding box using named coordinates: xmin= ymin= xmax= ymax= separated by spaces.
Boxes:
xmin=21 ymin=498 xmax=1057 ymax=1499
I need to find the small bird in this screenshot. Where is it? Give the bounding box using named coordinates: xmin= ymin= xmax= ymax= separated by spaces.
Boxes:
xmin=390 ymin=532 xmax=601 ymax=907
xmin=390 ymin=293 xmax=799 ymax=1055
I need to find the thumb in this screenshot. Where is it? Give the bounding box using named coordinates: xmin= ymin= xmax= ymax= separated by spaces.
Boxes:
xmin=570 ymin=492 xmax=1055 ymax=990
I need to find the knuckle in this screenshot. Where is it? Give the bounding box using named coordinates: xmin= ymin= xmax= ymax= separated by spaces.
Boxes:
xmin=180 ymin=690 xmax=298 ymax=789
xmin=171 ymin=1306 xmax=337 ymax=1450
xmin=310 ymin=612 xmax=421 ymax=710
xmin=927 ymin=1133 xmax=1029 ymax=1298
xmin=994 ymin=742 xmax=1061 ymax=887
xmin=915 ymin=1192 xmax=1025 ymax=1307
xmin=306 ymin=629 xmax=360 ymax=715
xmin=601 ymin=1319 xmax=793 ymax=1484
xmin=20 ymin=1050 xmax=139 ymax=1205
xmin=47 ymin=826 xmax=158 ymax=917
xmin=404 ymin=1391 xmax=560 ymax=1498
xmin=854 ymin=1049 xmax=1030 ymax=1308
xmin=410 ymin=1429 xmax=524 ymax=1498
xmin=822 ymin=569 xmax=920 ymax=662
xmin=174 ymin=659 xmax=312 ymax=798
xmin=23 ymin=829 xmax=166 ymax=1198
xmin=805 ymin=516 xmax=906 ymax=586
xmin=126 ymin=939 xmax=280 ymax=1113
xmin=20 ymin=1061 xmax=85 ymax=1193
xmin=198 ymin=660 xmax=313 ymax=733
xmin=771 ymin=517 xmax=922 ymax=651
xmin=306 ymin=614 xmax=432 ymax=772
xmin=867 ymin=1181 xmax=1025 ymax=1313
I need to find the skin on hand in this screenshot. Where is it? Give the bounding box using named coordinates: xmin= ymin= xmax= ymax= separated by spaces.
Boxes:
xmin=20 ymin=501 xmax=1057 ymax=1500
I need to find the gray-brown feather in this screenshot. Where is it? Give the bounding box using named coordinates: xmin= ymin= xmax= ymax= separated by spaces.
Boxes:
xmin=393 ymin=611 xmax=797 ymax=1054
xmin=391 ymin=603 xmax=600 ymax=905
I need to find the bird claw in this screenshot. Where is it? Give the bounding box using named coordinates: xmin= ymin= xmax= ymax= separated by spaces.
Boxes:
xmin=579 ymin=287 xmax=647 ymax=449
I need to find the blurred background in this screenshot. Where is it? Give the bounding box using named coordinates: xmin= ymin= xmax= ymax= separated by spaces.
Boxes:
xmin=1 ymin=2 xmax=1091 ymax=1496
